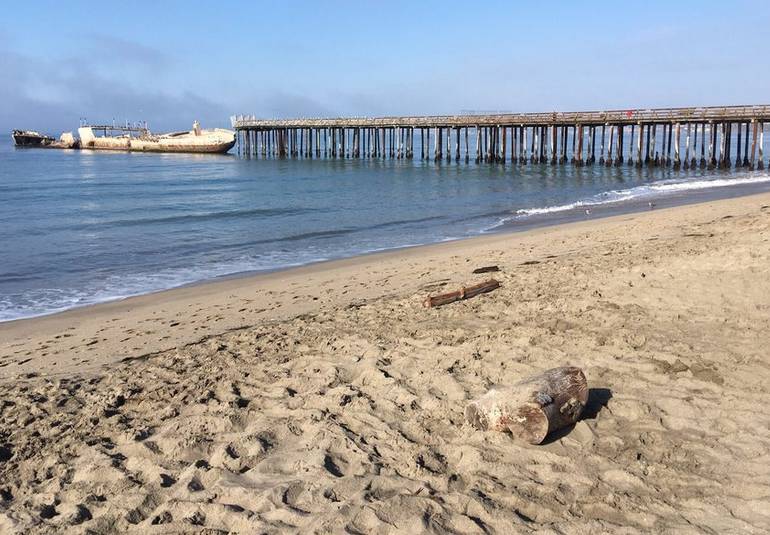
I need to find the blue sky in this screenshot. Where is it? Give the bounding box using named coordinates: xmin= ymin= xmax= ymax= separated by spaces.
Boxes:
xmin=2 ymin=0 xmax=768 ymax=133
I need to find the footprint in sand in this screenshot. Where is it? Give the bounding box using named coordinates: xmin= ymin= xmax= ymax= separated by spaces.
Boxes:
xmin=323 ymin=453 xmax=349 ymax=478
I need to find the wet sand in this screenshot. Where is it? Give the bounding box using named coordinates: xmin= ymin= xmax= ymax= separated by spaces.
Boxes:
xmin=1 ymin=192 xmax=769 ymax=533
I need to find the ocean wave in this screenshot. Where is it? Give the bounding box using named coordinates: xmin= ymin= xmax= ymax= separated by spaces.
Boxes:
xmin=0 ymin=216 xmax=460 ymax=322
xmin=499 ymin=173 xmax=770 ymax=221
xmin=70 ymin=206 xmax=321 ymax=230
xmin=0 ymin=252 xmax=325 ymax=322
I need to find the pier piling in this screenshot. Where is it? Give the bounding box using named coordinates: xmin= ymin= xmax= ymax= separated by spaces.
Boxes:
xmin=229 ymin=106 xmax=770 ymax=171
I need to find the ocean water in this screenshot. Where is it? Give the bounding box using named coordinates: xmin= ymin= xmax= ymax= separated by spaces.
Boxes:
xmin=1 ymin=142 xmax=770 ymax=322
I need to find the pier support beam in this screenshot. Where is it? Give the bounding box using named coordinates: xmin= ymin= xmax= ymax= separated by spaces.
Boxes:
xmin=719 ymin=123 xmax=729 ymax=168
xmin=743 ymin=122 xmax=750 ymax=167
xmin=500 ymin=127 xmax=506 ymax=164
xmin=575 ymin=125 xmax=584 ymax=166
xmin=550 ymin=125 xmax=557 ymax=164
xmin=721 ymin=124 xmax=727 ymax=168
xmin=660 ymin=124 xmax=666 ymax=165
xmin=644 ymin=124 xmax=652 ymax=165
xmin=530 ymin=127 xmax=536 ymax=163
xmin=673 ymin=123 xmax=681 ymax=168
xmin=522 ymin=126 xmax=527 ymax=163
xmin=456 ymin=127 xmax=461 ymax=162
xmin=718 ymin=123 xmax=725 ymax=168
xmin=598 ymin=125 xmax=605 ymax=165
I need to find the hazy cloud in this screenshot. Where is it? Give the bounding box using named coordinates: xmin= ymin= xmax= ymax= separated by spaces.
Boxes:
xmin=256 ymin=91 xmax=336 ymax=119
xmin=0 ymin=36 xmax=228 ymax=134
xmin=85 ymin=33 xmax=169 ymax=68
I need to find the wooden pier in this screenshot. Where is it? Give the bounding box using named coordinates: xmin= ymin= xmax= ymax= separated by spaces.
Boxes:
xmin=231 ymin=105 xmax=770 ymax=170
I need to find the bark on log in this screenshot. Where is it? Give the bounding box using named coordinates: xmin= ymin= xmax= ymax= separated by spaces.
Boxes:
xmin=465 ymin=366 xmax=588 ymax=444
xmin=423 ymin=279 xmax=500 ymax=308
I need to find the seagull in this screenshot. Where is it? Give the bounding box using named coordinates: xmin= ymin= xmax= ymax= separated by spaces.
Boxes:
xmin=648 ymin=202 xmax=656 ymax=209
xmin=585 ymin=208 xmax=592 ymax=215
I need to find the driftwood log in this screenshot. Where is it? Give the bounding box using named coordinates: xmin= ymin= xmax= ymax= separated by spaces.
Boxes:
xmin=424 ymin=279 xmax=500 ymax=308
xmin=472 ymin=265 xmax=500 ymax=274
xmin=465 ymin=366 xmax=588 ymax=444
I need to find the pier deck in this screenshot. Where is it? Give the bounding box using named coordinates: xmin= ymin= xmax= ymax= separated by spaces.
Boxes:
xmin=231 ymin=105 xmax=770 ymax=169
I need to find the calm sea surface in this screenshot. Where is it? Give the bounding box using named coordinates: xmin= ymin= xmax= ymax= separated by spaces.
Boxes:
xmin=1 ymin=142 xmax=769 ymax=321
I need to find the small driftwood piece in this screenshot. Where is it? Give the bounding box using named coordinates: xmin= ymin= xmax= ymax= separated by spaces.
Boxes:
xmin=423 ymin=279 xmax=500 ymax=308
xmin=472 ymin=265 xmax=500 ymax=274
xmin=465 ymin=366 xmax=588 ymax=444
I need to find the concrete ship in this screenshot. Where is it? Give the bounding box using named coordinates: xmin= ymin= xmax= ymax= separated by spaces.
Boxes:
xmin=78 ymin=121 xmax=236 ymax=154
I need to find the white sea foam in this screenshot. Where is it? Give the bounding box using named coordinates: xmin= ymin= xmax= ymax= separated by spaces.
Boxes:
xmin=0 ymin=252 xmax=330 ymax=322
xmin=498 ymin=173 xmax=770 ymax=222
xmin=0 ymin=234 xmax=464 ymax=322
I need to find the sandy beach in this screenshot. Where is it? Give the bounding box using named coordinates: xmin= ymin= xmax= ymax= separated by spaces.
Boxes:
xmin=1 ymin=192 xmax=769 ymax=533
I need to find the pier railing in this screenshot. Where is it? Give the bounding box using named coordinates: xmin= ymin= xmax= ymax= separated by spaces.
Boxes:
xmin=232 ymin=105 xmax=770 ymax=128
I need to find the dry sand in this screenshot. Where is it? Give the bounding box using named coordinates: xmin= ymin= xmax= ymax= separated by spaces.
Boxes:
xmin=1 ymin=193 xmax=770 ymax=534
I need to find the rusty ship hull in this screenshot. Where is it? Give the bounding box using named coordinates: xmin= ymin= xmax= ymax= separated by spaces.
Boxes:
xmin=12 ymin=130 xmax=56 ymax=147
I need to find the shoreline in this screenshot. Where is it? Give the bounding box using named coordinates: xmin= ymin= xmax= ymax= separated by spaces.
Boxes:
xmin=493 ymin=172 xmax=770 ymax=233
xmin=2 ymin=189 xmax=769 ymax=381
xmin=2 ymin=174 xmax=770 ymax=327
